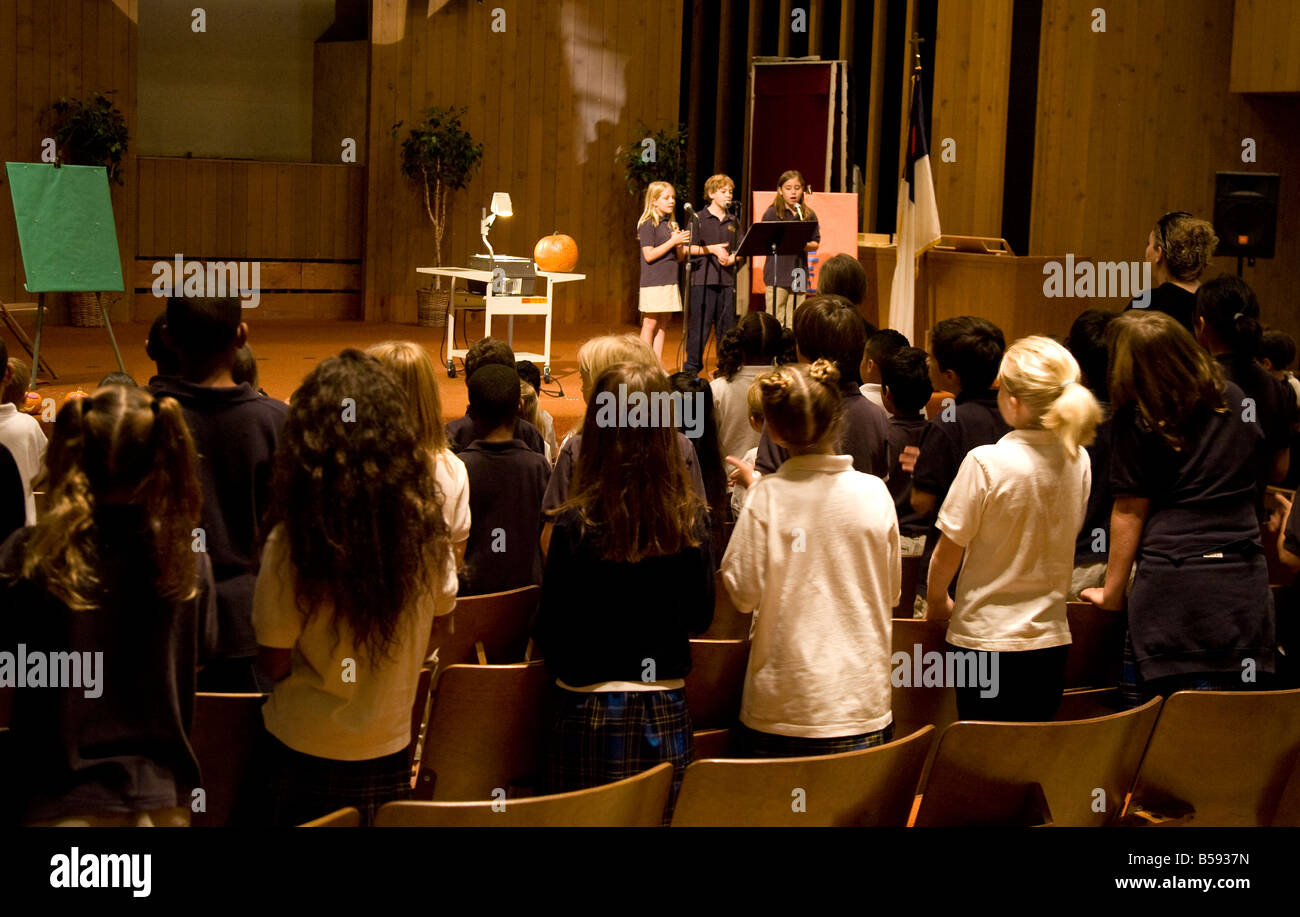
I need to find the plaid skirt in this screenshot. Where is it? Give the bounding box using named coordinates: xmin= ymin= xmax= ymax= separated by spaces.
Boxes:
xmin=238 ymin=729 xmax=411 ymax=827
xmin=741 ymin=723 xmax=895 ymax=758
xmin=545 ymin=687 xmax=693 ymax=826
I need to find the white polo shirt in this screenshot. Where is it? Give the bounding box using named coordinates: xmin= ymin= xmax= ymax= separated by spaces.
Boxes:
xmin=0 ymin=403 xmax=47 ymax=525
xmin=937 ymin=429 xmax=1090 ymax=652
xmin=722 ymin=453 xmax=899 ymax=738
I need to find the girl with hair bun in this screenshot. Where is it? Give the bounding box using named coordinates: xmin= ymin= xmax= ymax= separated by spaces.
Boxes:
xmin=1126 ymin=210 xmax=1218 ymax=331
xmin=1194 ymin=274 xmax=1294 ymax=504
xmin=0 ymin=385 xmax=217 ymax=825
xmin=927 ymin=336 xmax=1099 ymax=721
xmin=722 ymin=359 xmax=900 ymax=757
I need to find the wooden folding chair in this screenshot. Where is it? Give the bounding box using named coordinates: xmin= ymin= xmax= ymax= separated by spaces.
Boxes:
xmin=378 ymin=762 xmax=673 ymax=827
xmin=890 ymin=617 xmax=959 ymax=740
xmin=1064 ymin=601 xmax=1126 ymax=689
xmin=685 ymin=638 xmax=750 ymax=759
xmin=429 ymin=584 xmax=540 ymax=668
xmin=299 ymin=807 xmax=361 ymax=827
xmin=913 ymin=696 xmax=1163 ymax=827
xmin=413 ymin=660 xmax=549 ymax=801
xmin=702 ymin=570 xmax=752 ymax=639
xmin=671 ymin=725 xmax=934 ymax=827
xmin=189 ymin=692 xmax=268 ymax=827
xmin=1124 ymin=688 xmax=1300 ymax=826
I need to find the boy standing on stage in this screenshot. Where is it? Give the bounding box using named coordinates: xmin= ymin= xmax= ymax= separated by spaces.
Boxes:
xmin=683 ymin=174 xmax=740 ymax=377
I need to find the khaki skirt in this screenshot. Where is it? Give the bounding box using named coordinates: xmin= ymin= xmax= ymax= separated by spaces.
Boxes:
xmin=639 ymin=284 xmax=682 ymax=314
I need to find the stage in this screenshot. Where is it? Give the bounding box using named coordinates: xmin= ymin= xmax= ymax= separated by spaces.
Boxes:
xmin=10 ymin=317 xmax=704 ymax=440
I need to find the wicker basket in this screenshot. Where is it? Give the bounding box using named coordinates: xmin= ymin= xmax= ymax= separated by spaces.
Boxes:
xmin=69 ymin=292 xmax=106 ymax=327
xmin=417 ymin=288 xmax=451 ymax=328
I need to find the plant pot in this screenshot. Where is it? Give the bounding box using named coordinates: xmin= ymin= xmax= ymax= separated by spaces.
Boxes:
xmin=69 ymin=292 xmax=106 ymax=327
xmin=418 ymin=288 xmax=451 ymax=328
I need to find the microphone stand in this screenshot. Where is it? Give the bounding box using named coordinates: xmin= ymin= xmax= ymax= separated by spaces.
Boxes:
xmin=680 ymin=206 xmax=698 ymax=371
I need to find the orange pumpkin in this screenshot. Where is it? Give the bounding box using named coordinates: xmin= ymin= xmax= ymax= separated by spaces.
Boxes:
xmin=534 ymin=232 xmax=578 ymax=272
xmin=63 ymin=388 xmax=89 ymax=404
xmin=19 ymin=391 xmax=41 ymax=415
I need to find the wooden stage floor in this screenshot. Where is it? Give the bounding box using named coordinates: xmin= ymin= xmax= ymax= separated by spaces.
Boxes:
xmin=10 ymin=316 xmax=706 ymax=440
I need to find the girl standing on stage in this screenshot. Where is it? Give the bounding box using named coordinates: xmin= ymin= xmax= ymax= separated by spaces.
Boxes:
xmin=637 ymin=181 xmax=691 ymax=363
xmin=762 ymin=170 xmax=820 ymax=330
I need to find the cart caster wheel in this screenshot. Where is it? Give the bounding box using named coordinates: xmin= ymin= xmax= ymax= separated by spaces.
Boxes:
xmin=543 ymin=365 xmax=552 ymax=383
xmin=447 ymin=360 xmax=456 ymax=379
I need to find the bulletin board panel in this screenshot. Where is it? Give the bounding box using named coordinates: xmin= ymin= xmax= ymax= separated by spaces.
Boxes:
xmin=750 ymin=190 xmax=859 ymax=295
xmin=5 ymin=162 xmax=123 ymax=293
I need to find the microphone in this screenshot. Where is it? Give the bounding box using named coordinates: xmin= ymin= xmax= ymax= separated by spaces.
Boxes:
xmin=794 ymin=202 xmax=804 ymax=221
xmin=683 ymin=202 xmax=695 ymax=222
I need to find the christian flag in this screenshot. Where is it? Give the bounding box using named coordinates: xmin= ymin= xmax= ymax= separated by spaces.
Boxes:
xmin=887 ymin=75 xmax=941 ymax=344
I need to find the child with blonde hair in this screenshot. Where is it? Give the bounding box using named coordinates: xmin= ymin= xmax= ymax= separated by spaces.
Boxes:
xmin=637 ymin=181 xmax=690 ymax=362
xmin=367 ymin=341 xmax=470 ymax=566
xmin=927 ymin=335 xmax=1100 ymax=721
xmin=722 ymin=359 xmax=899 ymax=757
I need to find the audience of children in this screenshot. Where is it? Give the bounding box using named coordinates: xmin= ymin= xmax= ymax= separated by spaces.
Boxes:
xmin=861 ymin=328 xmax=909 ymax=410
xmin=1260 ymin=329 xmax=1300 ymax=490
xmin=534 ymin=361 xmax=714 ymax=823
xmin=1066 ymin=309 xmax=1118 ymax=599
xmin=0 ymin=444 xmax=22 ymax=545
xmin=457 ymin=365 xmax=551 ymax=596
xmin=728 ymin=379 xmax=765 ymax=521
xmin=0 ymin=340 xmax=47 ymax=527
xmin=2 ymin=356 xmax=28 ymax=407
xmin=245 ymin=350 xmax=457 ymax=827
xmin=149 ymin=297 xmax=288 ymax=693
xmin=669 ymin=372 xmax=728 ymax=559
xmin=1081 ymin=312 xmax=1276 ymax=701
xmin=445 ymin=338 xmax=547 ymax=455
xmin=0 ymin=385 xmax=217 ymax=825
xmin=723 ymin=359 xmax=899 ymax=756
xmin=815 ymin=253 xmax=868 ymax=311
xmin=927 ymin=337 xmax=1099 ymax=721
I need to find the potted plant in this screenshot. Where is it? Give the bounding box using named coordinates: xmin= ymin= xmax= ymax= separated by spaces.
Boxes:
xmin=45 ymin=91 xmax=129 ymax=327
xmin=393 ymin=106 xmax=483 ymax=326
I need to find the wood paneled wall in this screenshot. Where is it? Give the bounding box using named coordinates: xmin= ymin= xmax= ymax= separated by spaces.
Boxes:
xmin=135 ymin=157 xmax=366 ymax=260
xmin=930 ymin=0 xmax=1013 ymax=238
xmin=1230 ymin=0 xmax=1300 ymax=93
xmin=0 ymin=0 xmax=138 ymax=320
xmin=364 ymin=0 xmax=683 ymax=325
xmin=1031 ymin=0 xmax=1300 ymax=346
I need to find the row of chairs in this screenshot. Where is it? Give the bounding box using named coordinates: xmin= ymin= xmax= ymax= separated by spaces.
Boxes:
xmin=305 ymin=686 xmax=1300 ymax=827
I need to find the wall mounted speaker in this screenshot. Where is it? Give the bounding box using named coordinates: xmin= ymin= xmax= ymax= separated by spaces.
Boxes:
xmin=1214 ymin=172 xmax=1279 ymax=258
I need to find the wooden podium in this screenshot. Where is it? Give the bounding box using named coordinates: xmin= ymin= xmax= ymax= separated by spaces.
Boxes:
xmin=858 ymin=240 xmax=1082 ymax=348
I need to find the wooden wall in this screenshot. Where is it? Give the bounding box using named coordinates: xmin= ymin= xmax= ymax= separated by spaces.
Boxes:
xmin=1230 ymin=0 xmax=1300 ymax=93
xmin=930 ymin=0 xmax=1013 ymax=239
xmin=364 ymin=0 xmax=684 ymax=325
xmin=0 ymin=0 xmax=138 ymax=321
xmin=1030 ymin=0 xmax=1300 ymax=346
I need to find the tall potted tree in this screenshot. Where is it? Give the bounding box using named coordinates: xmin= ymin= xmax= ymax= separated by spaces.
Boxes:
xmin=45 ymin=90 xmax=129 ymax=327
xmin=393 ymin=106 xmax=483 ymax=326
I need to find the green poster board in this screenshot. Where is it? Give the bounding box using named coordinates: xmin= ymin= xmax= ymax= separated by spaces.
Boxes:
xmin=5 ymin=162 xmax=123 ymax=292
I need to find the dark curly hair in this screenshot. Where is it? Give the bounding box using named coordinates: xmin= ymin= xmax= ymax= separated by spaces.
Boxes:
xmin=265 ymin=349 xmax=451 ymax=663
xmin=715 ymin=311 xmax=792 ymax=381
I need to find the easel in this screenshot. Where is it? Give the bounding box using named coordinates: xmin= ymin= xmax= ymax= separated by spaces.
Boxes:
xmin=0 ymin=300 xmax=59 ymax=380
xmin=4 ymin=162 xmax=128 ymax=388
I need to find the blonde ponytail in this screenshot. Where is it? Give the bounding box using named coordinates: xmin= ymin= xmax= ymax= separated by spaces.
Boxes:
xmin=998 ymin=336 xmax=1100 ymax=458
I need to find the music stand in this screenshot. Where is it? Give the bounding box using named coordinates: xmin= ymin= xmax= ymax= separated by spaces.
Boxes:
xmin=736 ymin=220 xmax=818 ymax=321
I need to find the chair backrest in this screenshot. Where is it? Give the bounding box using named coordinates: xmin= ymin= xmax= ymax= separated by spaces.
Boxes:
xmin=415 ymin=660 xmax=549 ymax=801
xmin=378 ymin=762 xmax=673 ymax=827
xmin=671 ymin=725 xmax=934 ymax=827
xmin=892 ymin=555 xmax=922 ymax=617
xmin=430 ymin=585 xmax=540 ymax=667
xmin=890 ymin=617 xmax=959 ymax=739
xmin=702 ymin=570 xmax=752 ymax=639
xmin=409 ymin=666 xmax=434 ymax=766
xmin=1126 ymin=688 xmax=1300 ymax=826
xmin=684 ymin=638 xmax=749 ymax=729
xmin=1064 ymin=601 xmax=1125 ymax=688
xmin=189 ymin=692 xmax=268 ymax=827
xmin=299 ymin=807 xmax=360 ymax=827
xmin=913 ymin=696 xmax=1163 ymax=827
